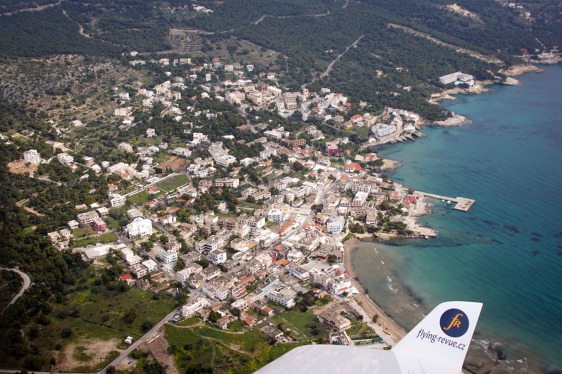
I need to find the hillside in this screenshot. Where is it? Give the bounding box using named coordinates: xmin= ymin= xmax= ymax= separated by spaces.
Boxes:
xmin=1 ymin=0 xmax=561 ymax=117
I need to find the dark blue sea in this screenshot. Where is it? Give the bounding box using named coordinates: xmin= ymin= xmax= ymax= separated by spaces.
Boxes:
xmin=351 ymin=64 xmax=562 ymax=371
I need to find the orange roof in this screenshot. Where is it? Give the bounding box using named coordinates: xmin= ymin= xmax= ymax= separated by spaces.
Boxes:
xmin=275 ymin=258 xmax=289 ymax=266
xmin=278 ymin=219 xmax=296 ymax=235
xmin=240 ymin=275 xmax=255 ymax=284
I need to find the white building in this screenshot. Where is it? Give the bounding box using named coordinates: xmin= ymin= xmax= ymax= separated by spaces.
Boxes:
xmin=110 ymin=194 xmax=126 ymax=207
xmin=142 ymin=259 xmax=158 ymax=272
xmin=57 ymin=153 xmax=74 ymax=165
xmin=327 ymin=215 xmax=345 ymax=234
xmin=23 ymin=149 xmax=41 ymax=164
xmin=207 ymin=249 xmax=227 ymax=265
xmin=126 ymin=217 xmax=153 ymax=238
xmin=157 ymin=246 xmax=178 ymax=266
xmin=267 ymin=208 xmax=285 ymax=223
xmin=371 ymin=123 xmax=398 ymax=139
xmin=266 ymin=289 xmax=296 ymax=308
xmin=181 ymin=296 xmax=211 ymax=317
xmin=439 ymin=72 xmax=475 ymax=87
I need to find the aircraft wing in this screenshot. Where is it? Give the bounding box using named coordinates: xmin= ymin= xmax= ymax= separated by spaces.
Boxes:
xmin=255 ymin=301 xmax=483 ymax=374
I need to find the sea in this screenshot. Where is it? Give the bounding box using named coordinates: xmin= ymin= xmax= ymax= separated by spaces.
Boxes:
xmin=350 ymin=64 xmax=562 ymax=372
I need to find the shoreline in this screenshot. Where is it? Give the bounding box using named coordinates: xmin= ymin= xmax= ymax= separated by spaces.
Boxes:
xmin=344 ymin=64 xmax=562 ymax=373
xmin=345 ymin=238 xmax=540 ymax=373
xmin=343 ymin=238 xmax=406 ymax=344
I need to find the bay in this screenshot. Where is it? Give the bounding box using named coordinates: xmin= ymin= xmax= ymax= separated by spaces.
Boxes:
xmin=351 ymin=64 xmax=562 ymax=372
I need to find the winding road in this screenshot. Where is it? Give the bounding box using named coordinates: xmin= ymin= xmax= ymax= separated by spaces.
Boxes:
xmin=0 ymin=267 xmax=31 ymax=312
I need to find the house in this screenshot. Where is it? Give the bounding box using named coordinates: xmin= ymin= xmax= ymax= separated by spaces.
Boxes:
xmin=256 ymin=319 xmax=284 ymax=342
xmin=345 ymin=163 xmax=362 ymax=173
xmin=266 ymin=288 xmax=296 ymax=308
xmin=318 ymin=309 xmax=352 ymax=332
xmin=23 ymin=149 xmax=41 ymax=164
xmin=92 ymin=217 xmax=107 ymax=232
xmin=142 ymin=259 xmax=158 ymax=272
xmin=110 ymin=194 xmax=126 ymax=207
xmin=207 ymin=249 xmax=227 ymax=265
xmin=130 ymin=264 xmax=148 ymax=278
xmin=181 ymin=296 xmax=211 ymax=317
xmin=120 ymin=273 xmax=135 ymax=286
xmin=326 ymin=142 xmax=339 ymax=156
xmin=77 ymin=211 xmax=99 ymax=226
xmin=157 ymin=246 xmax=178 ymax=267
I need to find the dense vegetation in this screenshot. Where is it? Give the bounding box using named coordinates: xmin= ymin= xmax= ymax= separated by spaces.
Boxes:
xmin=1 ymin=0 xmax=560 ymax=117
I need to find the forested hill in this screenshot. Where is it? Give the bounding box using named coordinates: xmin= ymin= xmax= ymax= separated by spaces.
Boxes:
xmin=0 ymin=0 xmax=560 ymax=117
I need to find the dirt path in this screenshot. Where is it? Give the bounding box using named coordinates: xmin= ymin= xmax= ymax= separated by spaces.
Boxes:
xmin=62 ymin=9 xmax=92 ymax=38
xmin=253 ymin=11 xmax=331 ymax=25
xmin=307 ymin=34 xmax=365 ymax=86
xmin=1 ymin=0 xmax=61 ymax=16
xmin=388 ymin=23 xmax=504 ymax=65
xmin=23 ymin=206 xmax=45 ymax=217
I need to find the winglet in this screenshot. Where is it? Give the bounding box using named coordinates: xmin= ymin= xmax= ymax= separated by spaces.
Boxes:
xmin=392 ymin=301 xmax=483 ymax=373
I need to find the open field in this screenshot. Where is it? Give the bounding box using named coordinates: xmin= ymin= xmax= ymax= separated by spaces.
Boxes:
xmin=73 ymin=231 xmax=118 ymax=248
xmin=10 ymin=285 xmax=176 ymax=372
xmin=156 ymin=174 xmax=190 ymax=192
xmin=271 ymin=310 xmax=320 ymax=340
xmin=126 ymin=190 xmax=150 ymax=205
xmin=164 ymin=318 xmax=311 ymax=373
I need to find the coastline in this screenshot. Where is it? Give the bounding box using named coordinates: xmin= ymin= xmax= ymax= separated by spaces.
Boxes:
xmin=343 ymin=238 xmax=406 ymax=344
xmin=344 ymin=238 xmax=538 ymax=373
xmin=346 ymin=64 xmax=562 ymax=373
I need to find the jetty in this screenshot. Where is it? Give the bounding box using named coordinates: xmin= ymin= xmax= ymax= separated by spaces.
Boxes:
xmin=415 ymin=191 xmax=475 ymax=212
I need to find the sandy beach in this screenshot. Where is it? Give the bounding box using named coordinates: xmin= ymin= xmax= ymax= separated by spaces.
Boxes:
xmin=343 ymin=239 xmax=406 ymax=344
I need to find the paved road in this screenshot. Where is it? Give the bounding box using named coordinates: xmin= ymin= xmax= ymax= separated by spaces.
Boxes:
xmin=98 ymin=307 xmax=179 ymax=373
xmin=0 ymin=267 xmax=31 ymax=312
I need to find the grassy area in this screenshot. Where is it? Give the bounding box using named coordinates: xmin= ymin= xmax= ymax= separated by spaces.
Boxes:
xmin=177 ymin=316 xmax=201 ymax=326
xmin=156 ymin=174 xmax=189 ymax=192
xmin=164 ymin=321 xmax=304 ymax=373
xmin=73 ymin=231 xmax=118 ymax=248
xmin=165 ymin=325 xmax=252 ymax=373
xmin=126 ymin=190 xmax=150 ymax=205
xmin=196 ymin=326 xmax=266 ymax=352
xmin=271 ymin=310 xmax=319 ymax=340
xmin=104 ymin=217 xmax=121 ymax=230
xmin=238 ymin=200 xmax=262 ymax=209
xmin=26 ymin=283 xmax=175 ymax=372
xmin=268 ymin=342 xmax=307 ymax=361
xmin=74 ymin=227 xmax=96 ymax=238
xmin=346 ymin=321 xmax=374 ymax=336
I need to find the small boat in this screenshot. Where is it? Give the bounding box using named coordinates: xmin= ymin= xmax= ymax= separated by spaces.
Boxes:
xmin=447 ymin=200 xmax=451 ymax=205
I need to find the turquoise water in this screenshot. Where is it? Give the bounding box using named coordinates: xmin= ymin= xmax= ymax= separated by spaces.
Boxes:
xmin=357 ymin=65 xmax=562 ymax=370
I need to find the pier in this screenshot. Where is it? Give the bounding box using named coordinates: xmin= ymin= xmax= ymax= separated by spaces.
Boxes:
xmin=415 ymin=191 xmax=475 ymax=211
